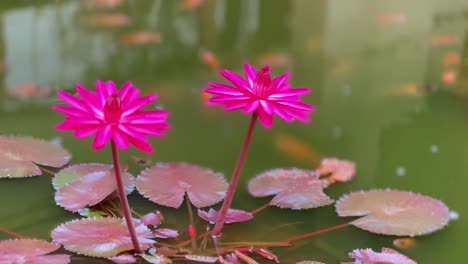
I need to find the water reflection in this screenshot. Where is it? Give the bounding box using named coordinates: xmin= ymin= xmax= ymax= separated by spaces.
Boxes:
xmin=0 ymin=0 xmax=467 ymax=263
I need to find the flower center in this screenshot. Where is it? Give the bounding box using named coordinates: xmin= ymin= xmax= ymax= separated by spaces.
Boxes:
xmin=104 ymin=94 xmax=122 ymax=123
xmin=253 ymin=65 xmax=272 ymax=98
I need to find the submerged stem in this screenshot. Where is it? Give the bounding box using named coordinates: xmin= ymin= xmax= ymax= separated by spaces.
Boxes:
xmin=110 ymin=140 xmax=142 ymax=254
xmin=212 ymin=112 xmax=258 ymax=237
xmin=0 ymin=226 xmax=27 ymax=239
xmin=185 ymin=195 xmax=198 ymax=250
xmin=281 ymin=222 xmax=351 ymax=243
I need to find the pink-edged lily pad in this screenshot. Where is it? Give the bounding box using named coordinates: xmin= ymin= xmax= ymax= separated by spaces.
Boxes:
xmin=317 ymin=158 xmax=356 ymax=182
xmin=136 ymin=162 xmax=228 ymax=208
xmin=108 ymin=254 xmax=137 ymax=264
xmin=0 ymin=135 xmax=71 ymax=178
xmin=53 ymin=163 xmax=135 ymax=212
xmin=51 ymin=217 xmax=155 ymax=257
xmin=198 ymin=208 xmax=253 ymax=224
xmin=345 ymin=247 xmax=417 ymax=264
xmin=0 ymin=239 xmax=70 ymax=264
xmin=248 ymin=168 xmax=333 ymax=209
xmin=336 ymin=189 xmax=450 ymax=236
xmin=185 ymin=255 xmax=218 ymax=263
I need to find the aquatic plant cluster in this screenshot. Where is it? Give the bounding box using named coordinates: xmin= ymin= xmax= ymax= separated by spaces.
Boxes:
xmin=0 ymin=64 xmax=451 ymax=263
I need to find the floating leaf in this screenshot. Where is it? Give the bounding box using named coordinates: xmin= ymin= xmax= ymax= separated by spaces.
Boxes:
xmin=185 ymin=255 xmax=218 ymax=263
xmin=346 ymin=247 xmax=417 ymax=264
xmin=317 ymin=158 xmax=356 ymax=182
xmin=0 ymin=135 xmax=71 ymax=178
xmin=153 ymin=228 xmax=179 ymax=239
xmin=0 ymin=239 xmax=70 ymax=264
xmin=53 ymin=164 xmax=135 ymax=212
xmin=248 ymin=168 xmax=332 ymax=209
xmin=136 ymin=162 xmax=228 ymax=208
xmin=108 ymin=254 xmax=137 ymax=264
xmin=51 ymin=218 xmax=155 ymax=257
xmin=336 ymin=189 xmax=450 ymax=236
xmin=197 ymin=208 xmax=253 ymax=224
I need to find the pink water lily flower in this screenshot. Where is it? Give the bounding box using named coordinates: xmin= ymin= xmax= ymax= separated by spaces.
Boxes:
xmin=54 ymin=80 xmax=169 ymax=152
xmin=204 ymin=64 xmax=314 ymax=128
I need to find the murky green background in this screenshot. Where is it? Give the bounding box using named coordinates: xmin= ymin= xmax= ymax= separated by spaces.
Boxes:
xmin=0 ymin=0 xmax=466 ymax=263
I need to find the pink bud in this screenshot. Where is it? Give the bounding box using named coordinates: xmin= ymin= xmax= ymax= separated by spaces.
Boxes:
xmin=141 ymin=212 xmax=161 ymax=226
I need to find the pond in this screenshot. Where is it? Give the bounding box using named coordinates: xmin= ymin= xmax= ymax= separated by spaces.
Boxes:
xmin=0 ymin=0 xmax=466 ymax=263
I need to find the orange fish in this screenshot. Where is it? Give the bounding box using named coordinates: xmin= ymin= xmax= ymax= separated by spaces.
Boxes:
xmin=179 ymin=0 xmax=203 ymax=11
xmin=442 ymin=70 xmax=457 ymax=85
xmin=88 ymin=13 xmax=129 ymax=27
xmin=118 ymin=32 xmax=162 ymax=45
xmin=443 ymin=52 xmax=460 ymax=67
xmin=274 ymin=133 xmax=322 ymax=165
xmin=256 ymin=52 xmax=291 ymax=67
xmin=393 ymin=238 xmax=416 ymax=250
xmin=199 ymin=48 xmax=220 ymax=70
xmin=374 ymin=12 xmax=406 ymax=25
xmin=430 ymin=35 xmax=460 ymax=46
xmin=9 ymin=84 xmax=50 ymax=99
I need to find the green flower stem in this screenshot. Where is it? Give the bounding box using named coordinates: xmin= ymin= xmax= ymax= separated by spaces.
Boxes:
xmin=110 ymin=140 xmax=142 ymax=254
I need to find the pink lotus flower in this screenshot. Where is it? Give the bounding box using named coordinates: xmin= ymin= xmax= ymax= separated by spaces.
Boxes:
xmin=204 ymin=64 xmax=314 ymax=128
xmin=346 ymin=247 xmax=417 ymax=264
xmin=54 ymin=80 xmax=169 ymax=152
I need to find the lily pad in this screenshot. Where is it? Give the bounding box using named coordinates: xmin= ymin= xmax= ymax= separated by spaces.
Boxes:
xmin=51 ymin=217 xmax=155 ymax=257
xmin=336 ymin=189 xmax=450 ymax=236
xmin=0 ymin=135 xmax=71 ymax=178
xmin=197 ymin=208 xmax=253 ymax=224
xmin=53 ymin=164 xmax=135 ymax=212
xmin=317 ymin=158 xmax=356 ymax=182
xmin=136 ymin=162 xmax=228 ymax=208
xmin=0 ymin=239 xmax=70 ymax=264
xmin=248 ymin=168 xmax=333 ymax=209
xmin=346 ymin=247 xmax=417 ymax=264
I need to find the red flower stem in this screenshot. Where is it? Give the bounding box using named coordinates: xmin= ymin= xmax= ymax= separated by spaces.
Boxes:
xmin=280 ymin=222 xmax=351 ymax=243
xmin=250 ymin=203 xmax=270 ymax=215
xmin=0 ymin=226 xmax=27 ymax=239
xmin=212 ymin=112 xmax=258 ymax=237
xmin=110 ymin=140 xmax=142 ymax=254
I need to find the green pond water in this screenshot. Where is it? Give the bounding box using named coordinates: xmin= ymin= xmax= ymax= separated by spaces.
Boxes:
xmin=0 ymin=0 xmax=467 ymax=263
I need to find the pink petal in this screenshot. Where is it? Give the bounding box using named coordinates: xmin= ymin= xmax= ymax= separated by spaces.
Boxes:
xmin=274 ymin=100 xmax=314 ymax=111
xmin=270 ymin=72 xmax=291 ymax=91
xmin=136 ymin=163 xmax=227 ymax=208
xmin=51 ymin=218 xmax=154 ymax=257
xmin=92 ymin=125 xmax=112 ymax=150
xmin=268 ymin=88 xmax=310 ymax=99
xmin=57 ymin=91 xmax=91 ymax=113
xmin=121 ymin=95 xmax=157 ymax=118
xmin=117 ymin=82 xmax=134 ymax=102
xmin=257 ymin=107 xmax=274 ymax=128
xmin=248 ymin=168 xmax=331 ymax=209
xmin=197 ymin=208 xmax=253 ymax=224
xmin=219 ymin=70 xmax=250 ymax=91
xmin=243 ymin=64 xmax=257 ymax=87
xmin=336 ymin=189 xmax=450 ymax=236
xmin=243 ymin=100 xmax=260 ymax=113
xmin=259 ymin=100 xmax=274 ymax=115
xmin=53 ymin=163 xmax=134 ymax=211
